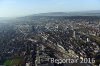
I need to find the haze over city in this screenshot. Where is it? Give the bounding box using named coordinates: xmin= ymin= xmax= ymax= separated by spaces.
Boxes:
xmin=0 ymin=0 xmax=100 ymax=66
xmin=0 ymin=0 xmax=100 ymax=17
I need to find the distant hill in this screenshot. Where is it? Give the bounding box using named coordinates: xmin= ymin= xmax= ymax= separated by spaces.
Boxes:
xmin=33 ymin=12 xmax=68 ymax=16
xmin=33 ymin=10 xmax=100 ymax=16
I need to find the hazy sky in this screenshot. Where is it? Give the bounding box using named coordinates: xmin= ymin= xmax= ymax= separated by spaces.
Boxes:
xmin=0 ymin=0 xmax=100 ymax=17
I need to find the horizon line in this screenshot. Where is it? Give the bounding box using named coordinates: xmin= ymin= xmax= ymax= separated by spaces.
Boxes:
xmin=0 ymin=9 xmax=100 ymax=18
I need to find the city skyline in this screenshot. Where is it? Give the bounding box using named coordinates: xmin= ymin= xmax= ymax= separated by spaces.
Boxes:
xmin=0 ymin=0 xmax=100 ymax=17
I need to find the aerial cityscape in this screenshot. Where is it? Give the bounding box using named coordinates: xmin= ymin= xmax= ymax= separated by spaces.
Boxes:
xmin=0 ymin=0 xmax=100 ymax=66
xmin=0 ymin=15 xmax=100 ymax=66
